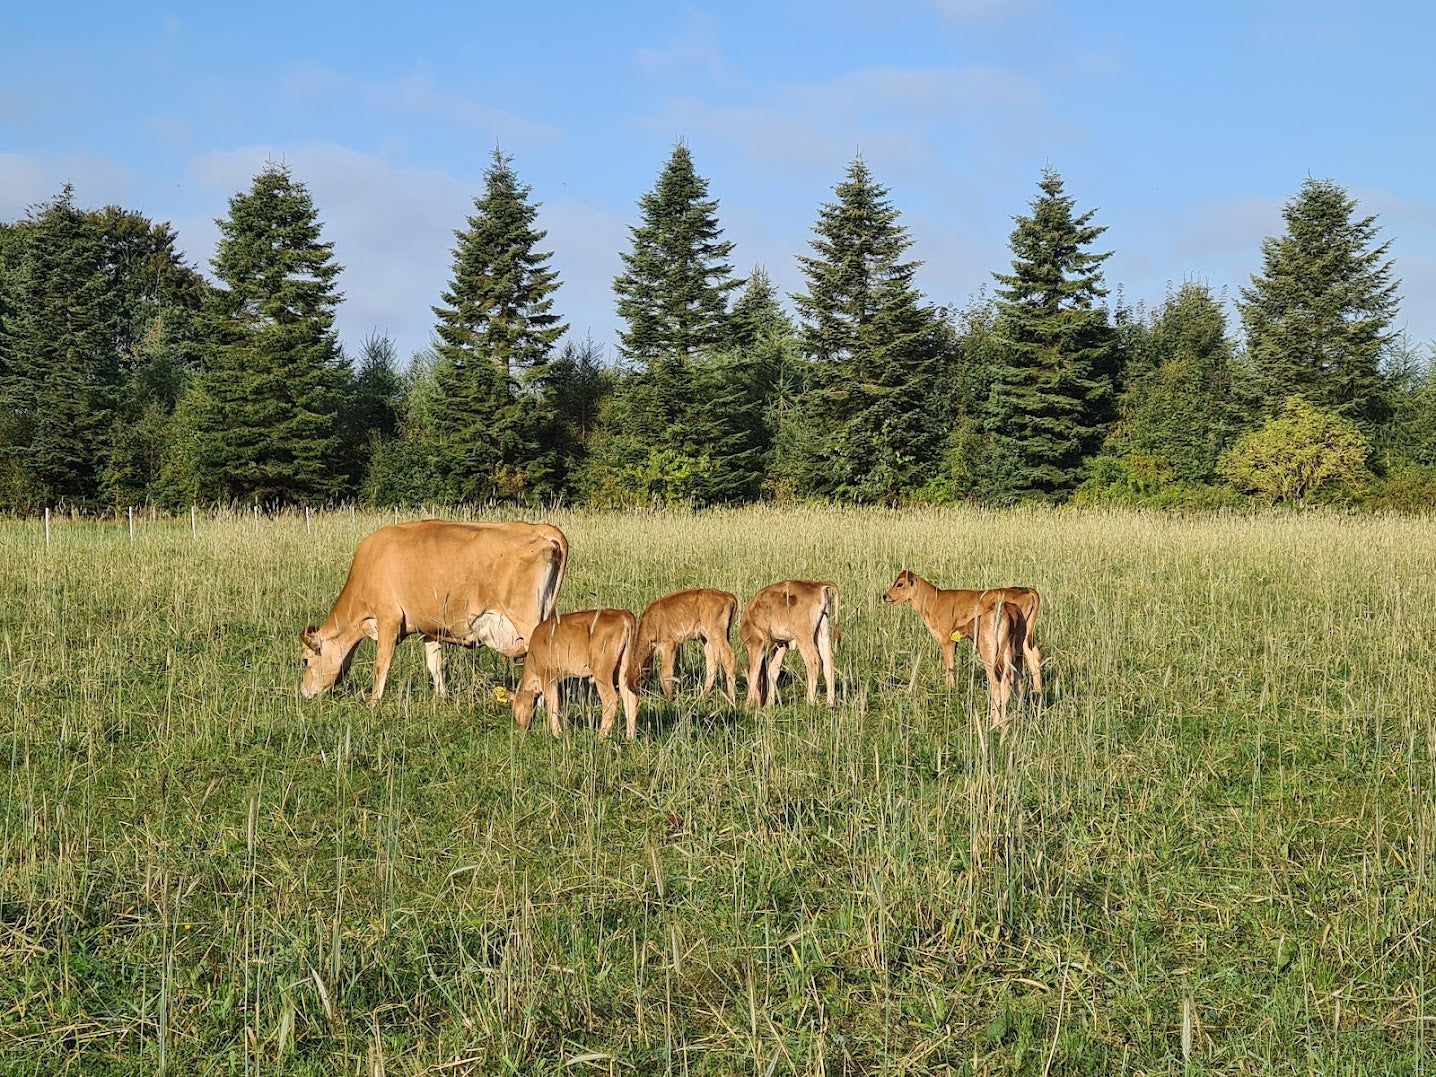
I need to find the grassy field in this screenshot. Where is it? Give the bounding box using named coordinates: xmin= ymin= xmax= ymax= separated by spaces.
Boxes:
xmin=1 ymin=505 xmax=1433 ymax=1075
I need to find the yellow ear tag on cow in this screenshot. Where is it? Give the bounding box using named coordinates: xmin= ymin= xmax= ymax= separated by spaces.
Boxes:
xmin=492 ymin=685 xmax=510 ymax=704
xmin=950 ymin=630 xmax=964 ymax=643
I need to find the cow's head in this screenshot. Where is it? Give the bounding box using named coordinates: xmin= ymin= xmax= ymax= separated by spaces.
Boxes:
xmin=300 ymin=626 xmax=347 ymax=698
xmin=883 ymin=570 xmax=918 ymax=606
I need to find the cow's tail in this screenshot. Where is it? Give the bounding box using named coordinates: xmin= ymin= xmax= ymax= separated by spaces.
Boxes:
xmin=621 ymin=612 xmax=642 ymax=695
xmin=536 ymin=529 xmax=569 ymax=624
xmin=823 ymin=582 xmax=842 ymax=646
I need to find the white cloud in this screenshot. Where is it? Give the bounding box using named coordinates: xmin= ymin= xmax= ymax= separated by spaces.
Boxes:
xmin=0 ymin=152 xmax=133 ymax=219
xmin=184 ymin=144 xmax=474 ymax=362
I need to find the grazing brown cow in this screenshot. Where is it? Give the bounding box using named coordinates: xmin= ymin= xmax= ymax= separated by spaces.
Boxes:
xmin=882 ymin=568 xmax=1044 ymax=696
xmin=634 ymin=588 xmax=739 ymax=703
xmin=740 ymin=580 xmax=839 ymax=707
xmin=301 ymin=520 xmax=568 ymax=703
xmin=511 ymin=609 xmax=640 ymax=739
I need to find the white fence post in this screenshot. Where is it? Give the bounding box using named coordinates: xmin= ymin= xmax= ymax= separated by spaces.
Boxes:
xmin=191 ymin=505 xmax=197 ymax=539
xmin=128 ymin=506 xmax=135 ymax=544
xmin=44 ymin=507 xmax=51 ymax=547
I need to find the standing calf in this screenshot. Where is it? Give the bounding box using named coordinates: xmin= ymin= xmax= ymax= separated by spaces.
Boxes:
xmin=511 ymin=609 xmax=640 ymax=739
xmin=740 ymin=580 xmax=838 ymax=706
xmin=882 ymin=568 xmax=1044 ymax=704
xmin=634 ymin=588 xmax=739 ymax=703
xmin=967 ymin=590 xmax=1027 ymax=728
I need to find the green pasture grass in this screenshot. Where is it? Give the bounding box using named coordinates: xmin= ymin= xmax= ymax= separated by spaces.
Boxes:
xmin=0 ymin=505 xmax=1433 ymax=1074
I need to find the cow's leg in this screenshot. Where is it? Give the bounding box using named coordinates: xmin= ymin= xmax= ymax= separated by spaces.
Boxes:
xmin=794 ymin=634 xmax=821 ymax=703
xmin=658 ymin=643 xmax=678 ymax=701
xmin=816 ymin=615 xmax=836 ymax=705
xmin=422 ymin=637 xmax=445 ymax=697
xmin=1025 ymin=636 xmax=1044 ymax=696
xmin=544 ymin=680 xmax=563 ymax=738
xmin=744 ymin=640 xmax=767 ymax=706
xmin=595 ymin=673 xmax=620 ymax=738
xmin=941 ymin=635 xmax=958 ymax=690
xmin=370 ymin=621 xmax=402 ymax=703
xmin=619 ymin=659 xmax=640 ymax=740
xmin=765 ymin=643 xmax=789 ymax=706
xmin=713 ymin=635 xmax=738 ymax=704
xmin=700 ymin=638 xmax=719 ymax=696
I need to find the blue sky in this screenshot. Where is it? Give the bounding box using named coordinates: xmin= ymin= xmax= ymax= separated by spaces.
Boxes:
xmin=5 ymin=0 xmax=1433 ymax=364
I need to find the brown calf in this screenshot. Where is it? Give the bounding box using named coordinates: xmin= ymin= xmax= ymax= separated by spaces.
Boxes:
xmin=634 ymin=588 xmax=739 ymax=703
xmin=739 ymin=580 xmax=838 ymax=707
xmin=511 ymin=609 xmax=640 ymax=739
xmin=967 ymin=590 xmax=1026 ymax=728
xmin=882 ymin=569 xmax=1044 ymax=696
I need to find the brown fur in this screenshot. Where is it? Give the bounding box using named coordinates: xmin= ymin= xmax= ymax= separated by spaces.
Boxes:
xmin=882 ymin=568 xmax=1043 ymax=711
xmin=634 ymin=588 xmax=738 ymax=703
xmin=739 ymin=580 xmax=839 ymax=707
xmin=971 ymin=591 xmax=1024 ymax=728
xmin=512 ymin=609 xmax=640 ymax=739
xmin=301 ymin=520 xmax=568 ymax=703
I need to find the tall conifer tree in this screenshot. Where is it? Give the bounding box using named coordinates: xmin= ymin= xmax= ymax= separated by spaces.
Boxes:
xmin=791 ymin=157 xmax=945 ymax=502
xmin=429 ymin=149 xmax=567 ymax=502
xmin=613 ymin=143 xmax=742 ymax=365
xmin=190 ymin=163 xmax=349 ymax=504
xmin=986 ymin=167 xmax=1115 ymax=499
xmin=0 ymin=188 xmax=115 ymax=508
xmin=1239 ymin=178 xmax=1399 ymax=430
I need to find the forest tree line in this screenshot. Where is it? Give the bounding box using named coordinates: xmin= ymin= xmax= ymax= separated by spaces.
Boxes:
xmin=2 ymin=144 xmax=1433 ymax=514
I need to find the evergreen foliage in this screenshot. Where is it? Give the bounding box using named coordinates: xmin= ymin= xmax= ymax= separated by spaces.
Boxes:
xmin=1239 ymin=178 xmax=1400 ymax=430
xmin=613 ymin=143 xmax=742 ymax=365
xmin=1116 ymin=282 xmax=1239 ymax=483
xmin=0 ymin=190 xmax=206 ymax=510
xmin=190 ymin=163 xmax=350 ymax=505
xmin=338 ymin=332 xmax=403 ymax=491
xmin=790 ymin=157 xmax=947 ymax=502
xmin=427 ymin=150 xmax=568 ymax=503
xmin=985 ymin=167 xmax=1116 ymax=499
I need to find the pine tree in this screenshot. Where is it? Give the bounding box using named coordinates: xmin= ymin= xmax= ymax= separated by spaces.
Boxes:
xmin=1239 ymin=177 xmax=1400 ymax=430
xmin=192 ymin=163 xmax=349 ymax=504
xmin=613 ymin=143 xmax=742 ymax=365
xmin=790 ymin=157 xmax=945 ymax=502
xmin=428 ymin=149 xmax=567 ymax=502
xmin=986 ymin=167 xmax=1116 ymax=499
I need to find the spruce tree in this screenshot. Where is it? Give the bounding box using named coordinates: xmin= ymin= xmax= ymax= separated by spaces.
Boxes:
xmin=1118 ymin=283 xmax=1238 ymax=483
xmin=791 ymin=157 xmax=945 ymax=502
xmin=595 ymin=143 xmax=751 ymax=503
xmin=192 ymin=163 xmax=349 ymax=504
xmin=0 ymin=188 xmax=118 ymax=508
xmin=429 ymin=149 xmax=567 ymax=502
xmin=1239 ymin=177 xmax=1400 ymax=430
xmin=986 ymin=167 xmax=1115 ymax=499
xmin=613 ymin=143 xmax=742 ymax=365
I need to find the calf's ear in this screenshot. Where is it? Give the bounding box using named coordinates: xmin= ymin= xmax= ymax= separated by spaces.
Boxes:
xmin=301 ymin=626 xmax=320 ymax=651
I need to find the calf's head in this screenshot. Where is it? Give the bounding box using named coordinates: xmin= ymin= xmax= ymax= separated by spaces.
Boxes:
xmin=883 ymin=570 xmax=919 ymax=606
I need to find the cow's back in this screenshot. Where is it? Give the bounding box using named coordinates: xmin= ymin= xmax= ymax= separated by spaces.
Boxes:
xmin=333 ymin=520 xmax=568 ymax=643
